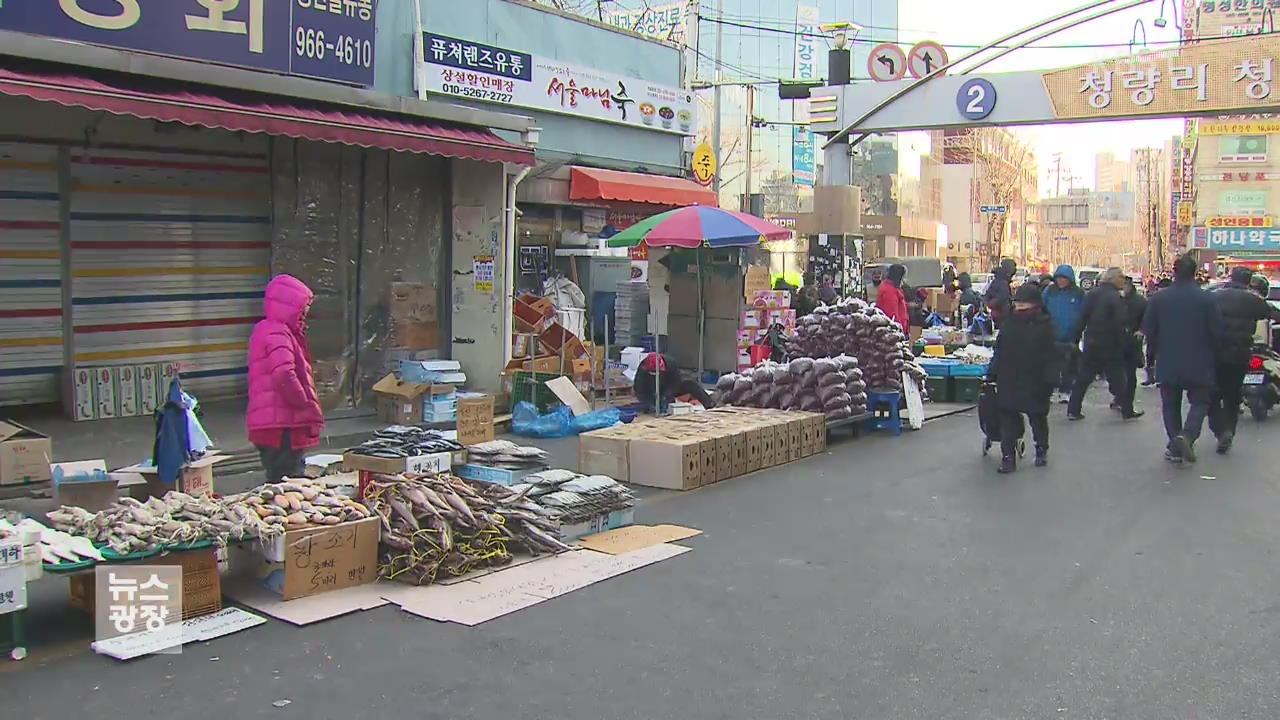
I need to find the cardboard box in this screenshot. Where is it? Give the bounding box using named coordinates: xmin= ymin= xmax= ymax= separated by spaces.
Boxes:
xmin=539 ymin=323 xmax=588 ymax=360
xmin=122 ymin=454 xmax=226 ymax=499
xmin=455 ymin=463 xmax=545 ymax=487
xmin=560 ymin=507 xmax=635 ymax=541
xmin=372 ymin=373 xmax=450 ymax=425
xmin=70 ymin=546 xmax=221 ymax=620
xmin=258 ymin=517 xmax=379 ymax=600
xmin=116 ymin=365 xmax=139 ymax=417
xmin=629 ymin=435 xmax=703 ymax=490
xmin=52 ymin=460 xmax=117 ymax=511
xmin=578 ymin=429 xmax=633 ymax=482
xmin=745 ymin=428 xmax=764 ymax=472
xmin=741 ymin=310 xmax=763 ymax=329
xmin=390 ymin=322 xmax=440 ymax=351
xmin=456 ymin=394 xmax=496 ymax=445
xmin=389 ymin=282 xmax=438 ymax=324
xmin=759 ymin=425 xmax=777 ymax=467
xmin=731 ymin=432 xmax=748 ymax=476
xmin=743 ymin=265 xmax=771 ymax=301
xmin=0 ymin=420 xmax=52 ymax=486
xmin=519 ymin=355 xmax=565 ymax=374
xmin=94 ymin=366 xmax=119 ymax=420
xmin=715 ymin=434 xmax=734 ymax=482
xmin=341 ymin=451 xmax=451 ymax=476
xmin=788 ymin=421 xmax=804 ymax=462
xmin=513 ymin=294 xmax=556 ymax=333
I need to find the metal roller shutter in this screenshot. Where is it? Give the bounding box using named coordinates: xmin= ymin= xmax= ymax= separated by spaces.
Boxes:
xmin=0 ymin=142 xmax=63 ymax=406
xmin=69 ymin=148 xmax=270 ymax=400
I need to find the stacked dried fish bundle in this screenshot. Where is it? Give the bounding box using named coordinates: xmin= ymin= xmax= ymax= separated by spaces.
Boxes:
xmin=466 ymin=440 xmax=550 ymax=470
xmin=366 ymin=473 xmax=570 ymax=586
xmin=234 ymin=481 xmax=372 ymax=532
xmin=510 ymin=471 xmax=635 ymax=527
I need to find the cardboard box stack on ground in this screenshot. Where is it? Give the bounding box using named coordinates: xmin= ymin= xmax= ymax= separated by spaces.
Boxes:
xmin=70 ymin=546 xmax=223 ymax=619
xmin=66 ymin=362 xmax=179 ymax=422
xmin=737 ymin=291 xmax=795 ymax=372
xmin=578 ymin=408 xmax=825 ymax=491
xmin=0 ymin=420 xmax=52 ymax=486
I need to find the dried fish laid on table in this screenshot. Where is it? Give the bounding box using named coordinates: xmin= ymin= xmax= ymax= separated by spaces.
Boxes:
xmin=466 ymin=440 xmax=549 ymax=469
xmin=232 ymin=480 xmax=372 ymax=533
xmin=347 ymin=426 xmax=464 ymax=460
xmin=365 ymin=472 xmax=571 ymax=586
xmin=10 ymin=517 xmax=104 ymax=565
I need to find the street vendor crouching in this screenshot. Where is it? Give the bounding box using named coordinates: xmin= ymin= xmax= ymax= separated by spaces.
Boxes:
xmin=634 ymin=353 xmax=716 ymax=413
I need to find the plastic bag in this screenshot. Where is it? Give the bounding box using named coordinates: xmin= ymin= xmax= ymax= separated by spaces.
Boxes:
xmin=511 ymin=402 xmax=574 ymax=438
xmin=570 ymin=407 xmax=622 ymax=433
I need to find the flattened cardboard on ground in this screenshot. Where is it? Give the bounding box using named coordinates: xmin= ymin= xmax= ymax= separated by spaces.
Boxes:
xmin=221 ymin=574 xmax=389 ymax=626
xmin=91 ymin=607 xmax=266 ymax=660
xmin=390 ymin=544 xmax=691 ymax=626
xmin=577 ymin=525 xmax=702 ymax=554
xmin=545 ymin=376 xmax=592 ymax=416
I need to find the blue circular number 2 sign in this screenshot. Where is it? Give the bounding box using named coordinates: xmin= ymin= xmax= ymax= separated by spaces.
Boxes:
xmin=956 ymin=78 xmax=997 ymax=121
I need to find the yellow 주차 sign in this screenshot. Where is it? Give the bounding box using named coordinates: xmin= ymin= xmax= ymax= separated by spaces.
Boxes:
xmin=1040 ymin=35 xmax=1279 ymax=121
xmin=1177 ymin=201 xmax=1194 ymax=227
xmin=1199 ymin=120 xmax=1280 ymax=135
xmin=692 ymin=141 xmax=717 ymax=186
xmin=1206 ymin=216 xmax=1273 ymax=228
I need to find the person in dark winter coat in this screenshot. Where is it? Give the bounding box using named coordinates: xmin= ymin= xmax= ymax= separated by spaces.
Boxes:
xmin=1042 ymin=264 xmax=1086 ymax=402
xmin=984 ymin=259 xmax=1017 ymax=322
xmin=634 ymin=353 xmax=715 ymax=413
xmin=1119 ymin=276 xmax=1148 ymax=413
xmin=1143 ymin=254 xmax=1223 ymax=463
xmin=987 ymin=283 xmax=1059 ymax=473
xmin=1208 ymin=266 xmax=1272 ymax=453
xmin=1067 ymin=268 xmax=1141 ymax=420
xmin=956 ymin=272 xmax=982 ymax=308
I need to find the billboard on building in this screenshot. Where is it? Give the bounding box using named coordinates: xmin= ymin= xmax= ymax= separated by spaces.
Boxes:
xmin=791 ymin=5 xmax=819 ymax=186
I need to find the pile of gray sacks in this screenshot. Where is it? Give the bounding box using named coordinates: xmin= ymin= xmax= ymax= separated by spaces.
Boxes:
xmin=716 ymin=298 xmax=929 ymax=421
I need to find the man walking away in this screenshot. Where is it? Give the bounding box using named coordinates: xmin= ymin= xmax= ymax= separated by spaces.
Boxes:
xmin=1208 ymin=266 xmax=1271 ymax=454
xmin=1042 ymin=265 xmax=1085 ymax=405
xmin=1143 ymin=254 xmax=1223 ymax=463
xmin=987 ymin=284 xmax=1060 ymax=474
xmin=1119 ymin=276 xmax=1148 ymax=415
xmin=1067 ymin=268 xmax=1142 ymax=420
xmin=984 ymin=258 xmax=1017 ymax=323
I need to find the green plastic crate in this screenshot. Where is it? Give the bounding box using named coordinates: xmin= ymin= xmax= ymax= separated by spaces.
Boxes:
xmin=953 ymin=376 xmax=982 ymax=403
xmin=511 ymin=371 xmax=563 ymax=412
xmin=925 ymin=375 xmax=952 ymax=402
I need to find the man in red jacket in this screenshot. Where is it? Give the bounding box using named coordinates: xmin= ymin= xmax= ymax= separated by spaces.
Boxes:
xmin=875 ymin=263 xmax=910 ymax=330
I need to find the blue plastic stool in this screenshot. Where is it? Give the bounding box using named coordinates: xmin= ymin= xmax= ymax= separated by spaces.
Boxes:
xmin=864 ymin=390 xmax=903 ymax=436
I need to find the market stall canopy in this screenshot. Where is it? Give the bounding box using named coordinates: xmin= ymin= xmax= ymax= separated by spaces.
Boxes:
xmin=0 ymin=61 xmax=535 ymax=165
xmin=606 ymin=205 xmax=794 ymax=249
xmin=569 ymin=166 xmax=718 ymax=207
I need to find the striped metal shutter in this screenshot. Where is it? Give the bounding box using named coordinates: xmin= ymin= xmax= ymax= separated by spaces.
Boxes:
xmin=69 ymin=149 xmax=270 ymax=400
xmin=0 ymin=142 xmax=63 ymax=405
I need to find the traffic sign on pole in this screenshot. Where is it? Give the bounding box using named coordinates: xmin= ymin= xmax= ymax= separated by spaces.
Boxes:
xmin=907 ymin=41 xmax=947 ymax=79
xmin=980 ymin=205 xmax=1008 ymax=214
xmin=867 ymin=43 xmax=907 ymax=82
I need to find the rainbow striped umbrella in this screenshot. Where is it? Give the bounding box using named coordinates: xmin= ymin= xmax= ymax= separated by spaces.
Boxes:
xmin=605 ymin=205 xmax=794 ymax=248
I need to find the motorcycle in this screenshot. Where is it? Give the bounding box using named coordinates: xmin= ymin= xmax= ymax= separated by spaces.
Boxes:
xmin=1242 ymin=344 xmax=1280 ymax=421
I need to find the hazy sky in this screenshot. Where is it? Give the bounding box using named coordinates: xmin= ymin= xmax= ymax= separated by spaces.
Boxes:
xmin=893 ymin=0 xmax=1186 ymax=194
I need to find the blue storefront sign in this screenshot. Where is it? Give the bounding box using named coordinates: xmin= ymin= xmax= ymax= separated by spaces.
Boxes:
xmin=0 ymin=0 xmax=376 ymax=86
xmin=1197 ymin=226 xmax=1280 ymax=251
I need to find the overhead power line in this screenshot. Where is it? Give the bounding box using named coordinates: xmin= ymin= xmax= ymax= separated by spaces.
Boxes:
xmin=698 ymin=14 xmax=1271 ymax=50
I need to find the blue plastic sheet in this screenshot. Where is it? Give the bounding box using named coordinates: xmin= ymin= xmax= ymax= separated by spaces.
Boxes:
xmin=511 ymin=402 xmax=621 ymax=437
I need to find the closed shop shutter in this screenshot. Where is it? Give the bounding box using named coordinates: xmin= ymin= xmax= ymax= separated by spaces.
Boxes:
xmin=69 ymin=148 xmax=270 ymax=400
xmin=0 ymin=142 xmax=63 ymax=405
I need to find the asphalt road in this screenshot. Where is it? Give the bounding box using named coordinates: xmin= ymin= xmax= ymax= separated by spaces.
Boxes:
xmin=7 ymin=388 xmax=1280 ymax=719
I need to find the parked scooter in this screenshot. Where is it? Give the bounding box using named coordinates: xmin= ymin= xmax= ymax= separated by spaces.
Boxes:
xmin=1242 ymin=344 xmax=1280 ymax=421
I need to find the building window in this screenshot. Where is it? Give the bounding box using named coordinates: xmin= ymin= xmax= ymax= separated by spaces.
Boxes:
xmin=1219 ymin=134 xmax=1268 ymax=163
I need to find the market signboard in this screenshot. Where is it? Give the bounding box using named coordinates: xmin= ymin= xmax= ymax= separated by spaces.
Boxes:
xmin=1206 ymin=215 xmax=1273 ymax=227
xmin=601 ymin=1 xmax=689 ymax=44
xmin=0 ymin=0 xmax=377 ymax=86
xmin=1197 ymin=0 xmax=1278 ymax=39
xmin=1193 ymin=226 xmax=1280 ymax=250
xmin=1040 ymin=35 xmax=1277 ymax=122
xmin=420 ymin=33 xmax=695 ymax=135
xmin=791 ymin=5 xmax=819 ymax=186
xmin=1200 ymin=118 xmax=1280 ymax=134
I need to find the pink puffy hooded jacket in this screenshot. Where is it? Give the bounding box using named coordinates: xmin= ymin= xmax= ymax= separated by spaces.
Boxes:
xmin=246 ymin=275 xmax=323 ymax=448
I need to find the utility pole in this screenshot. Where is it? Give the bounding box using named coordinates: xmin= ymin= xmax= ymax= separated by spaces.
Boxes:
xmin=711 ymin=0 xmax=723 ymax=195
xmin=1051 ymin=152 xmax=1063 ymax=198
xmin=743 ymin=84 xmax=754 ymax=213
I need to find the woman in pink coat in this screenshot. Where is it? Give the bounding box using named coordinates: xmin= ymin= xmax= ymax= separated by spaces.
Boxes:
xmin=246 ymin=274 xmax=324 ymax=481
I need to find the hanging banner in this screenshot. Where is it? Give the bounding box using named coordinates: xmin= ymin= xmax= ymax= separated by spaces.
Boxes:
xmin=601 ymin=1 xmax=690 ymax=44
xmin=791 ymin=5 xmax=820 ymax=186
xmin=421 ymin=33 xmax=695 ymax=135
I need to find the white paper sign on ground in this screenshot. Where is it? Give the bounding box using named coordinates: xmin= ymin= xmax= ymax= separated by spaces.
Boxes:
xmin=222 ymin=576 xmax=389 ymax=626
xmin=388 ymin=544 xmax=691 ymax=626
xmin=0 ymin=566 xmax=26 ymax=615
xmin=91 ymin=607 xmax=265 ymax=661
